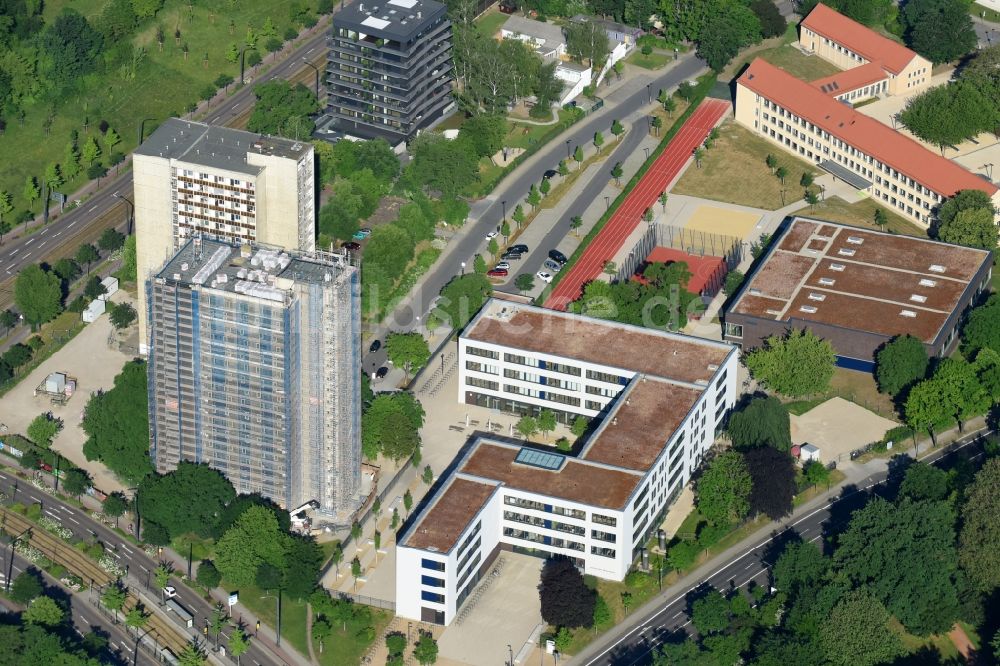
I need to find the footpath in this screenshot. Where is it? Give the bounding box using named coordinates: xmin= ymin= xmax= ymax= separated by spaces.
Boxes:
xmin=569 ymin=415 xmax=991 ymax=665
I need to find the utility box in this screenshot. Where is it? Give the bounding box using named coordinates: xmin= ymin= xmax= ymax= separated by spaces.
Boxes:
xmin=82 ymin=298 xmax=106 ymax=323
xmin=99 ymin=276 xmax=119 ymax=300
xmin=800 ymin=443 xmax=821 ymax=462
xmin=45 ymin=372 xmax=66 ymax=395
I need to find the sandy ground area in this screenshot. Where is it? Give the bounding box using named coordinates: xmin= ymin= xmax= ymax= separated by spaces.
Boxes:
xmin=0 ymin=291 xmax=136 ymax=494
xmin=790 ymin=396 xmax=899 ymax=464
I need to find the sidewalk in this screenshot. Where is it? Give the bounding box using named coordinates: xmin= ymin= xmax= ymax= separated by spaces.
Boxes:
xmin=569 ymin=415 xmax=990 ymax=664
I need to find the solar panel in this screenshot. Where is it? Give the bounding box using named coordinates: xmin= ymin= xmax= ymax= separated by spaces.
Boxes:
xmin=514 ymin=447 xmax=565 ymax=471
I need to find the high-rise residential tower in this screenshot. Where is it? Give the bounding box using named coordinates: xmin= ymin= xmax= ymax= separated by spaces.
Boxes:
xmin=326 ymin=0 xmax=454 ymax=143
xmin=133 ymin=119 xmax=316 ymax=353
xmin=147 ymin=238 xmax=361 ymax=518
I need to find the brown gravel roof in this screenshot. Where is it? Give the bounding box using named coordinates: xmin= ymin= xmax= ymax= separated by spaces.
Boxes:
xmin=460 ymin=441 xmax=643 ymax=510
xmin=465 ymin=302 xmax=731 ymax=385
xmin=402 ymin=478 xmax=498 ymax=553
xmin=582 ymin=378 xmax=702 ymax=472
xmin=728 ymin=218 xmax=990 ymax=343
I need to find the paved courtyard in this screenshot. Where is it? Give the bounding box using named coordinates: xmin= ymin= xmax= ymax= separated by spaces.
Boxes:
xmin=790 ymin=397 xmax=899 ymax=464
xmin=0 ymin=291 xmax=136 ymax=494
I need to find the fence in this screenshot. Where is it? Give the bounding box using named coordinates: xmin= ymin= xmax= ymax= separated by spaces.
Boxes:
xmin=614 ymin=223 xmax=743 ymax=292
xmin=337 ymin=592 xmax=396 ymax=612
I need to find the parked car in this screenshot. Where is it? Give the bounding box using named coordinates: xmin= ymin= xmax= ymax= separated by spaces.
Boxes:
xmin=485 ymin=230 xmax=499 ymax=240
xmin=536 ymin=271 xmax=553 ymax=283
xmin=341 ymin=241 xmax=361 ymax=251
xmin=543 ymin=259 xmax=562 ymax=273
xmin=369 ymin=339 xmax=381 ymax=353
xmin=487 ymin=268 xmax=509 ymax=278
xmin=352 ymin=231 xmax=366 ymax=240
xmin=543 ymin=169 xmax=558 ymax=179
xmin=548 ymin=249 xmax=568 ymax=265
xmin=375 ymin=366 xmax=389 ymax=379
xmin=494 ymin=262 xmax=511 ymax=270
xmin=501 ymin=251 xmax=523 ymax=261
xmin=164 ymin=586 xmax=177 ymax=599
xmin=358 ymin=227 xmax=372 ymax=237
xmin=509 ymin=244 xmax=529 ymax=254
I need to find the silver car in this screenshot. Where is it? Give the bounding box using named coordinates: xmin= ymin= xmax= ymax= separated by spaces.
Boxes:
xmin=543 ymin=259 xmax=562 ymax=273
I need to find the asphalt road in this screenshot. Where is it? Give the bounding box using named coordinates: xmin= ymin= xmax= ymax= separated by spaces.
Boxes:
xmin=577 ymin=431 xmax=993 ymax=666
xmin=0 ymin=22 xmax=331 ymax=300
xmin=0 ymin=549 xmax=150 ymax=665
xmin=361 ymin=53 xmax=708 ymax=371
xmin=0 ymin=469 xmax=291 ymax=666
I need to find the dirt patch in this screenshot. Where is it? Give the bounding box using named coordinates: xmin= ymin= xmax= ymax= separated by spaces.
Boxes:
xmin=790 ymin=396 xmax=899 ymax=464
xmin=948 ymin=624 xmax=974 ymax=660
xmin=366 ymin=196 xmax=408 ymax=227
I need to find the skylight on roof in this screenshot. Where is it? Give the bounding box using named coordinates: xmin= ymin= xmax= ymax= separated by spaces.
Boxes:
xmin=388 ymin=0 xmax=418 ymax=7
xmin=808 ymin=293 xmax=826 ymax=301
xmin=830 ymin=263 xmax=846 ymax=271
xmin=799 ymin=305 xmax=818 ymax=314
xmin=514 ymin=448 xmax=565 ymax=471
xmin=818 ymin=277 xmax=836 ymax=286
xmin=929 ymin=264 xmax=946 ymax=273
xmin=837 ymin=248 xmax=856 ymax=257
xmin=846 ymin=236 xmax=864 ymax=245
xmin=900 ymin=310 xmax=917 ymax=318
xmin=910 ymin=294 xmax=927 ymax=303
xmin=919 ymin=278 xmax=937 ymax=287
xmin=361 ymin=15 xmax=391 ymax=29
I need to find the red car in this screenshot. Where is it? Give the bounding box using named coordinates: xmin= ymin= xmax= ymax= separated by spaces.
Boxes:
xmin=487 ymin=268 xmax=509 ymax=278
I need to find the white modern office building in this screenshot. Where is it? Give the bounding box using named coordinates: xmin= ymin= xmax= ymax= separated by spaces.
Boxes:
xmin=396 ymin=300 xmax=738 ymax=625
xmin=133 ymin=119 xmax=316 ymax=352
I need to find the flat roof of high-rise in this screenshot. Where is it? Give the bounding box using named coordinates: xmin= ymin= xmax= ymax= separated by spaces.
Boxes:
xmin=156 ymin=238 xmax=351 ymax=302
xmin=725 ymin=218 xmax=991 ymax=344
xmin=135 ymin=118 xmax=312 ymax=175
xmin=737 ymin=58 xmax=998 ymax=200
xmin=332 ymin=0 xmax=447 ymax=41
xmin=463 ymin=300 xmax=732 ymax=386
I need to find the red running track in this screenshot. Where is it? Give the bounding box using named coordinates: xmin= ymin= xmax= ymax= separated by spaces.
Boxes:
xmin=544 ymin=98 xmax=731 ymax=310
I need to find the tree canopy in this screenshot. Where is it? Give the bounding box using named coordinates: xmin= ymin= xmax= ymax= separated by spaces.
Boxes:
xmin=215 ymin=505 xmax=289 ymax=588
xmin=14 ymin=264 xmax=62 ymax=329
xmin=696 ymin=3 xmax=762 ymax=72
xmin=744 ymin=446 xmax=796 ymax=520
xmin=745 ymin=329 xmax=835 ymax=397
xmin=436 ymin=274 xmax=492 ymax=331
xmin=726 ymin=396 xmax=790 ymax=451
xmin=385 ymin=332 xmax=430 ymax=379
xmin=565 ymin=19 xmax=609 ymax=67
xmin=901 ymin=0 xmax=977 ymax=64
xmin=82 ymin=360 xmax=152 ymax=484
xmin=696 ymin=451 xmax=751 ymax=525
xmin=959 ymin=458 xmax=1000 ymax=591
xmin=137 ymin=462 xmax=236 ymax=540
xmin=361 ymin=392 xmax=425 ymax=462
xmin=961 ymin=293 xmax=1000 ymax=358
xmin=820 ymin=590 xmax=902 ymax=666
xmin=538 ymin=556 xmax=596 ymax=629
xmin=874 ymin=335 xmax=929 ymax=396
xmin=570 ymin=260 xmax=701 ymax=330
xmin=246 ymin=81 xmax=320 ymax=139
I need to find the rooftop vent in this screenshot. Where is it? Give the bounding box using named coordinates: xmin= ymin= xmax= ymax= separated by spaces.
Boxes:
xmin=808 ymin=293 xmax=826 ymax=301
xmin=900 ymin=309 xmax=917 ymax=318
xmin=830 ymin=263 xmax=846 ymax=271
xmin=919 ymin=278 xmax=937 ymax=287
xmin=929 ymin=264 xmax=946 ymax=273
xmin=846 ymin=236 xmax=864 ymax=245
xmin=818 ymin=277 xmax=836 ymax=286
xmin=910 ymin=294 xmax=927 ymax=303
xmin=749 ymin=288 xmax=762 ymax=295
xmin=180 ymin=262 xmax=189 ymax=271
xmin=837 ymin=248 xmax=856 ymax=257
xmin=707 ymin=363 xmax=719 ymax=371
xmin=799 ymin=305 xmax=818 ymax=314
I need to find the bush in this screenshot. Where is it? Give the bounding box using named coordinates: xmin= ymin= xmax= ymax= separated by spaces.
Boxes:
xmin=641 ymin=43 xmax=653 ymax=55
xmin=87 ymin=164 xmax=107 ymax=180
xmin=697 ymin=522 xmax=731 ymax=549
xmin=284 ymin=27 xmax=298 ymax=40
xmin=196 ymin=560 xmax=222 ymax=589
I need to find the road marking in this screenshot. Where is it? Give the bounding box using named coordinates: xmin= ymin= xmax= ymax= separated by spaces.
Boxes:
xmin=232 ymin=104 xmax=240 ymax=110
xmin=24 ymin=238 xmax=34 ymax=245
xmin=8 ymin=249 xmax=16 ymax=256
xmin=68 ymin=219 xmax=78 ymax=227
xmin=5 ymin=264 xmax=15 ymax=272
xmin=53 ymin=231 xmax=61 ymax=237
xmin=306 ymin=47 xmax=315 ymax=54
xmin=121 ymin=545 xmax=133 ymax=555
xmin=64 ymin=515 xmax=79 ymax=525
xmin=87 ymin=205 xmax=97 ymax=213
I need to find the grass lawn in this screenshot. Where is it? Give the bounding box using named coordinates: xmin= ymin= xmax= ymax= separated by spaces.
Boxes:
xmin=171 ymin=533 xmax=215 ymax=562
xmin=626 ymin=49 xmax=671 ymax=70
xmin=972 ymin=2 xmax=1000 ymax=22
xmin=894 ymin=619 xmax=962 ymax=661
xmin=673 ymin=120 xmax=817 ymax=210
xmin=722 ymin=23 xmax=799 ymax=79
xmin=475 ymin=7 xmax=510 ymax=37
xmin=757 ymin=44 xmax=842 ymax=82
xmin=507 ymin=109 xmax=580 ymax=150
xmin=0 ymin=0 xmax=309 ymax=216
xmin=233 ymin=581 xmax=310 ymax=657
xmin=792 ymin=195 xmax=927 ymax=237
xmin=315 ymin=608 xmax=392 ymax=665
xmin=827 ymin=366 xmax=898 ymax=418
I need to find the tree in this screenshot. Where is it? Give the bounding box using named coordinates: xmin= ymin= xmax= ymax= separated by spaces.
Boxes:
xmin=512 ymin=204 xmax=526 ymax=229
xmin=744 ymin=446 xmax=796 ymax=519
xmin=745 ymin=329 xmax=835 ymax=397
xmin=565 ymin=19 xmax=610 ymax=67
xmin=101 ymin=583 xmax=127 ymax=623
xmin=537 ymin=410 xmax=557 ymax=440
xmin=437 ymin=274 xmax=492 ymax=330
xmin=228 ymin=627 xmax=251 ymax=665
xmin=120 ymin=236 xmax=137 ymax=282
xmin=514 ymin=273 xmax=534 ymax=294
xmin=0 ymin=309 xmax=17 ymax=336
xmin=103 ymin=492 xmax=129 ymax=528
xmin=610 ymin=162 xmax=623 ymax=186
xmin=53 ymin=258 xmax=80 ymax=283
xmin=751 ymin=0 xmax=786 ymax=38
xmin=256 ymin=562 xmax=283 ymax=592
xmin=362 ymin=392 xmax=423 ymax=461
xmin=215 ymin=506 xmax=288 ymax=587
xmin=691 ymin=590 xmax=731 ymax=635
xmin=723 ymin=269 xmax=744 ymax=296
xmin=10 ymin=569 xmax=43 ymax=605
xmin=697 ymin=451 xmax=751 ymax=525
xmin=651 ymin=116 xmax=662 ymax=136
xmin=62 ymin=468 xmax=91 ymax=497
xmin=75 ymin=244 xmax=99 ymax=275
xmin=959 ymin=458 xmax=1000 ymax=591
xmin=386 ymin=633 xmax=407 ymax=658
xmin=98 ymin=228 xmax=126 ymax=252
xmin=727 ymin=396 xmax=791 ymax=451
xmin=27 ymin=413 xmax=62 ymax=448
xmin=247 ymin=81 xmax=321 ymax=139
xmin=473 ymin=254 xmax=487 ymax=275
xmin=83 ymin=361 xmax=153 ymax=484
xmin=539 ymin=556 xmax=596 ymax=628
xmin=177 ymin=641 xmax=206 ymax=666
xmin=570 ymin=215 xmax=583 ymax=235
xmin=527 ymin=184 xmax=541 ymax=211
xmin=109 ymin=303 xmax=137 ymax=330
xmin=875 ymin=335 xmax=929 ymax=396
xmin=22 ymin=176 xmax=40 ymax=214
xmin=773 ymin=540 xmax=829 ymax=595
xmin=516 ymin=415 xmax=538 ymax=439
xmin=539 ymin=178 xmax=551 ymax=197
xmin=697 ymin=6 xmax=762 ymax=72
xmin=81 ymin=136 xmax=101 ymax=166
xmin=800 ymin=171 xmax=814 ymax=188
xmin=900 ymin=85 xmax=993 ymax=154
xmin=938 ymin=207 xmax=997 ymax=249
xmin=820 ymin=590 xmax=902 ymax=666
xmin=902 ymin=0 xmax=977 ymax=64
xmin=804 ymin=190 xmax=820 ymax=208
xmin=385 ymin=332 xmax=430 ymax=379
xmin=15 ymin=265 xmax=62 ymax=330
xmin=405 ymin=132 xmax=480 ymax=197
xmin=312 ymin=617 xmax=333 ymax=653
xmin=573 ymin=145 xmax=584 ymax=169
xmin=593 ymin=131 xmax=604 ymax=153
xmin=125 ymin=606 xmax=149 ymax=636
xmin=962 ymin=295 xmax=1000 ymax=358
xmin=500 ymin=221 xmax=511 ymax=241
xmin=905 ymin=379 xmax=952 ymax=444
xmin=283 ymin=534 xmax=323 ymax=599
xmin=421 ymin=465 xmax=433 ymax=485
xmin=413 ymin=632 xmax=439 ymax=665
xmin=0 ymin=190 xmax=13 ymax=241
xmin=153 ymin=563 xmax=171 ymax=600
xmin=23 ymin=596 xmax=65 ymax=627
xmin=899 ymin=461 xmax=950 ymax=502
xmin=136 ymin=461 xmax=236 ymax=540
xmin=611 ymin=119 xmax=625 ymax=142
xmin=43 ymin=163 xmax=62 ymax=192
xmin=197 ymin=560 xmax=222 ymax=589
xmin=774 ymin=166 xmax=788 ymax=185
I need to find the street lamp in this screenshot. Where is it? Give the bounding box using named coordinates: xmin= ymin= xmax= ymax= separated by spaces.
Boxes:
xmin=643 ymin=147 xmax=650 ymax=160
xmin=460 ymin=261 xmax=466 ymax=275
xmin=646 ymin=83 xmax=651 ymax=103
xmin=507 ymin=644 xmax=514 ymax=666
xmin=565 ymin=139 xmax=571 ymax=160
xmin=302 ymin=59 xmax=321 ymax=98
xmin=604 ymin=195 xmax=610 ymax=210
xmin=113 ymin=193 xmax=134 ymax=235
xmin=502 ymin=200 xmax=507 ymax=222
xmin=983 ymin=163 xmax=994 ymax=180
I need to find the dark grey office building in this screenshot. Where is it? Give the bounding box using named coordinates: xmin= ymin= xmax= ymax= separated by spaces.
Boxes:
xmin=326 ymin=0 xmax=454 ymax=142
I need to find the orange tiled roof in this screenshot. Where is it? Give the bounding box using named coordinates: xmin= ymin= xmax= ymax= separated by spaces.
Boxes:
xmin=810 ymin=61 xmax=887 ymax=95
xmin=738 ymin=58 xmax=998 ymax=198
xmin=801 ymin=3 xmax=918 ymax=74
